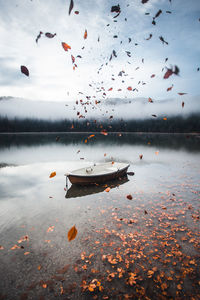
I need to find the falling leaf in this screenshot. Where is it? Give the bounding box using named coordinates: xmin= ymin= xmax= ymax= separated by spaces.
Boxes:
xmin=71 ymin=55 xmax=75 ymax=63
xmin=182 ymin=101 xmax=184 ymax=108
xmin=163 ymin=68 xmax=173 ymax=79
xmin=101 ymin=130 xmax=108 ymax=136
xmin=154 ymin=9 xmax=162 ymax=18
xmin=68 ymin=0 xmax=74 ymax=15
xmin=152 ymin=114 xmax=157 ymax=117
xmin=20 ymin=65 xmax=29 ymax=77
xmin=24 ymin=252 xmax=30 ymax=255
xmin=163 ymin=117 xmax=167 ymax=120
xmin=141 ymin=0 xmax=149 ymax=3
xmin=148 ymin=97 xmax=153 ymax=103
xmin=108 ymin=87 xmax=113 ymax=91
xmin=151 ymin=74 xmax=155 ymax=78
xmin=145 ymin=34 xmax=152 ymax=40
xmin=139 ymin=154 xmax=143 ymax=159
xmin=126 ymin=194 xmax=132 ymax=200
xmin=178 ymin=92 xmax=187 ymax=95
xmin=127 ymin=86 xmax=132 ymax=91
xmin=42 ymin=284 xmax=47 ymax=289
xmin=62 ymin=42 xmax=71 ymax=51
xmin=11 ymin=244 xmax=20 ymax=250
xmin=74 ymin=11 xmax=79 ymax=14
xmin=159 ymin=36 xmax=168 ymax=45
xmin=47 ymin=226 xmax=54 ymax=232
xmin=84 ymin=29 xmax=87 ymax=39
xmin=36 ymin=31 xmax=43 ymax=43
xmin=45 ymin=32 xmax=56 ymax=38
xmin=111 ymin=5 xmax=121 ymax=18
xmin=167 ymin=85 xmax=173 ymax=91
xmin=68 ymin=225 xmax=78 ymax=241
xmin=49 ymin=172 xmax=56 ymax=178
xmin=0 ymin=246 xmax=4 ymax=250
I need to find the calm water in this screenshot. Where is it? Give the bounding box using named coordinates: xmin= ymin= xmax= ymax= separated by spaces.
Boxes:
xmin=0 ymin=133 xmax=199 ymax=299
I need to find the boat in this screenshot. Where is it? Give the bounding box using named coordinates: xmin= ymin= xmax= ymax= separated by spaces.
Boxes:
xmin=65 ymin=161 xmax=130 ymax=185
xmin=65 ymin=175 xmax=129 ymax=198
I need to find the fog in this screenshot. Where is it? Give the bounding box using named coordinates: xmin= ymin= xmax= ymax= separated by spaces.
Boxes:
xmin=0 ymin=95 xmax=199 ymax=121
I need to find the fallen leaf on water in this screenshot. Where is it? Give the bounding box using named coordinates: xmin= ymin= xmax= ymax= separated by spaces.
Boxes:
xmin=68 ymin=225 xmax=78 ymax=241
xmin=49 ymin=172 xmax=56 ymax=178
xmin=21 ymin=65 xmax=29 ymax=77
xmin=47 ymin=226 xmax=54 ymax=232
xmin=62 ymin=42 xmax=71 ymax=51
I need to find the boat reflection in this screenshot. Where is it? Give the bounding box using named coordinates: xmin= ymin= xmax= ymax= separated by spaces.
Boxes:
xmin=65 ymin=175 xmax=129 ymax=199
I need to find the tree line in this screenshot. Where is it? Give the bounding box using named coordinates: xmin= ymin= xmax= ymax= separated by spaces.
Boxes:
xmin=0 ymin=114 xmax=199 ymax=133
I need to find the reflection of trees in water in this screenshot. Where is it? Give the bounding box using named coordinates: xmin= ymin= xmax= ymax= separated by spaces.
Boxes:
xmin=0 ymin=131 xmax=200 ymax=153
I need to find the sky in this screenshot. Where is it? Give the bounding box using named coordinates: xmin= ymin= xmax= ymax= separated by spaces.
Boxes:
xmin=0 ymin=0 xmax=200 ymax=103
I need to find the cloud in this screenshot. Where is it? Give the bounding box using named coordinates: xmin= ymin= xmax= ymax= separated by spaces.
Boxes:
xmin=0 ymin=0 xmax=199 ymax=102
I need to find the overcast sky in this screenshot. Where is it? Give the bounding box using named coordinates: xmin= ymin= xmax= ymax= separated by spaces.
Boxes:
xmin=0 ymin=0 xmax=200 ymax=102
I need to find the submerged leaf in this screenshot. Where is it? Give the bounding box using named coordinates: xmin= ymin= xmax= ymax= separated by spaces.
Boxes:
xmin=68 ymin=225 xmax=78 ymax=241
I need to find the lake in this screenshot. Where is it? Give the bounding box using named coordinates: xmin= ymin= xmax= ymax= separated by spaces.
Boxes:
xmin=0 ymin=132 xmax=199 ymax=299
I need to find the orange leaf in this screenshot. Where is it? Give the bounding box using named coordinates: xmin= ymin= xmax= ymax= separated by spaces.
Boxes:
xmin=0 ymin=246 xmax=4 ymax=250
xmin=155 ymin=151 xmax=159 ymax=155
xmin=68 ymin=225 xmax=78 ymax=241
xmin=49 ymin=172 xmax=56 ymax=178
xmin=163 ymin=117 xmax=167 ymax=120
xmin=84 ymin=29 xmax=87 ymax=39
xmin=167 ymin=85 xmax=173 ymax=91
xmin=108 ymin=87 xmax=113 ymax=91
xmin=127 ymin=86 xmax=132 ymax=91
xmin=105 ymin=187 xmax=111 ymax=192
xmin=85 ymin=139 xmax=88 ymax=143
xmin=42 ymin=284 xmax=47 ymax=289
xmin=24 ymin=252 xmax=30 ymax=255
xmin=62 ymin=42 xmax=71 ymax=51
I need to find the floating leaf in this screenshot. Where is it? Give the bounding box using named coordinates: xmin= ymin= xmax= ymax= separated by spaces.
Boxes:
xmin=62 ymin=42 xmax=71 ymax=51
xmin=49 ymin=172 xmax=56 ymax=178
xmin=68 ymin=225 xmax=78 ymax=241
xmin=68 ymin=0 xmax=74 ymax=15
xmin=21 ymin=65 xmax=29 ymax=76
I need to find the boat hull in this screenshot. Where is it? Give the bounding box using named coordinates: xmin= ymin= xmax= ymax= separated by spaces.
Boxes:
xmin=67 ymin=165 xmax=129 ymax=185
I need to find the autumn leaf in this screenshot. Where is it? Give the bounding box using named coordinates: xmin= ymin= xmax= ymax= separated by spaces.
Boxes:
xmin=151 ymin=74 xmax=155 ymax=78
xmin=75 ymin=11 xmax=79 ymax=14
xmin=45 ymin=32 xmax=56 ymax=38
xmin=101 ymin=130 xmax=108 ymax=136
xmin=21 ymin=65 xmax=29 ymax=77
xmin=163 ymin=117 xmax=167 ymax=120
xmin=127 ymin=86 xmax=132 ymax=91
xmin=24 ymin=252 xmax=30 ymax=255
xmin=84 ymin=29 xmax=87 ymax=39
xmin=68 ymin=0 xmax=74 ymax=15
xmin=139 ymin=154 xmax=143 ymax=159
xmin=167 ymin=84 xmax=173 ymax=91
xmin=148 ymin=97 xmax=153 ymax=103
xmin=68 ymin=225 xmax=78 ymax=241
xmin=163 ymin=68 xmax=173 ymax=79
xmin=178 ymin=92 xmax=187 ymax=95
xmin=49 ymin=172 xmax=56 ymax=178
xmin=71 ymin=55 xmax=75 ymax=63
xmin=0 ymin=245 xmax=4 ymax=250
xmin=182 ymin=101 xmax=184 ymax=108
xmin=155 ymin=151 xmax=159 ymax=155
xmin=105 ymin=187 xmax=111 ymax=192
xmin=126 ymin=194 xmax=132 ymax=200
xmin=108 ymin=87 xmax=113 ymax=91
xmin=62 ymin=42 xmax=71 ymax=51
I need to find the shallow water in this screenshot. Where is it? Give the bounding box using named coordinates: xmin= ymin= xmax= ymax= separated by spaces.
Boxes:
xmin=0 ymin=133 xmax=199 ymax=299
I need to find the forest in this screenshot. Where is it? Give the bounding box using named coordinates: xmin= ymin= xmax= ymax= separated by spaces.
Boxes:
xmin=0 ymin=114 xmax=200 ymax=133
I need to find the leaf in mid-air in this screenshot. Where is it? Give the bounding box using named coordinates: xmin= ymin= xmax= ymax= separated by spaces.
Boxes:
xmin=62 ymin=42 xmax=71 ymax=51
xmin=69 ymin=0 xmax=74 ymax=15
xmin=20 ymin=65 xmax=29 ymax=76
xmin=49 ymin=172 xmax=56 ymax=178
